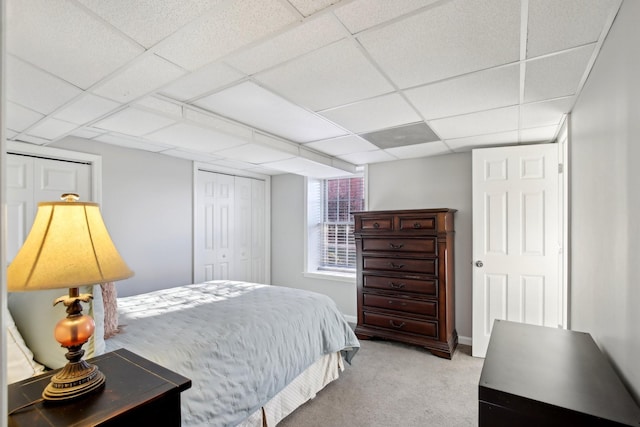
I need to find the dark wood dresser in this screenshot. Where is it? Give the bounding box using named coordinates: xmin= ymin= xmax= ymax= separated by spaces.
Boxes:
xmin=480 ymin=320 xmax=640 ymax=426
xmin=353 ymin=208 xmax=457 ymax=359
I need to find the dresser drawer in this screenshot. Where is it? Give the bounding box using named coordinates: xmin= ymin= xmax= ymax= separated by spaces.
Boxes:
xmin=363 ymin=312 xmax=438 ymax=338
xmin=363 ymin=256 xmax=436 ymax=275
xmin=361 ymin=237 xmax=436 ymax=254
xmin=398 ymin=215 xmax=437 ymax=231
xmin=357 ymin=215 xmax=393 ymax=231
xmin=363 ymin=275 xmax=437 ymax=297
xmin=363 ymin=294 xmax=437 ymax=317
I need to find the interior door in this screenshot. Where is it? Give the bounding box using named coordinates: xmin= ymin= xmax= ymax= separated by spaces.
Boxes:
xmin=472 ymin=144 xmax=561 ymax=357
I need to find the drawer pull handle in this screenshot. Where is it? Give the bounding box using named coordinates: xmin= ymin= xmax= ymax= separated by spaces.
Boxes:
xmin=389 ymin=282 xmax=405 ymax=289
xmin=389 ymin=243 xmax=404 ymax=249
xmin=389 ymin=320 xmax=406 ymax=329
xmin=388 ymin=300 xmax=407 ymax=306
xmin=390 ymin=262 xmax=405 ymax=269
xmin=373 ymin=222 xmax=380 ymax=229
xmin=413 ymin=222 xmax=422 ymax=229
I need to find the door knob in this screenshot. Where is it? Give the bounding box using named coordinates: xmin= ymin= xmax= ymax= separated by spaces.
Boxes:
xmin=475 ymin=260 xmax=484 ymax=267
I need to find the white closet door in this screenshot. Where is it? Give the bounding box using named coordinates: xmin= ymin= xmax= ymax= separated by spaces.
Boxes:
xmin=6 ymin=154 xmax=91 ymax=262
xmin=250 ymin=179 xmax=266 ymax=284
xmin=235 ymin=176 xmax=252 ymax=281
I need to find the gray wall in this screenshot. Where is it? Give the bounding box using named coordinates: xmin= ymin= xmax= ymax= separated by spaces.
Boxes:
xmin=570 ymin=0 xmax=640 ymax=400
xmin=271 ymin=152 xmax=473 ymax=341
xmin=53 ymin=137 xmax=194 ymax=297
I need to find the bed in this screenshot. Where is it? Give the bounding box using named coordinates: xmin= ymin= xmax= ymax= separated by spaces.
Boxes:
xmin=8 ymin=280 xmax=359 ymax=427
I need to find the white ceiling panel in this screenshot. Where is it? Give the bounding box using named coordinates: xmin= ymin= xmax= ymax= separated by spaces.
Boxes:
xmin=26 ymin=117 xmax=77 ymax=140
xmin=93 ymin=54 xmax=186 ymax=103
xmin=183 ymin=108 xmax=254 ymax=140
xmin=405 ymin=64 xmax=520 ymax=120
xmin=95 ymin=133 xmax=173 ymax=152
xmin=7 ymin=0 xmax=144 ymax=89
xmin=338 ymin=149 xmax=397 ymax=166
xmin=93 ymin=107 xmax=176 ymax=136
xmin=320 ymin=93 xmax=421 ymax=134
xmin=6 ymin=56 xmax=83 ymax=115
xmin=70 ymin=128 xmax=106 ymax=139
xmin=135 ymin=96 xmax=183 ymax=118
xmin=145 ymin=122 xmax=247 ymax=152
xmin=520 ymin=97 xmax=574 ymax=130
xmin=6 ymin=129 xmax=18 ymax=139
xmin=261 ymin=156 xmax=351 ymax=178
xmin=287 ymin=0 xmax=340 ymax=17
xmin=155 ymin=0 xmax=298 ymax=70
xmin=527 ymin=0 xmax=621 ymax=58
xmin=194 ymin=81 xmax=347 ymax=143
xmin=159 ymin=148 xmax=222 ymax=162
xmin=357 ymin=0 xmax=521 ymax=89
xmin=334 ymin=0 xmax=440 ymax=34
xmin=52 ymin=94 xmax=121 ymax=125
xmin=520 ymin=125 xmax=558 ymax=143
xmin=445 ymin=130 xmax=519 ymax=152
xmin=225 ymin=13 xmax=346 ymax=75
xmin=385 ymin=141 xmax=450 ymax=159
xmin=6 ymin=101 xmax=44 ymax=131
xmin=160 ymin=62 xmax=245 ymax=101
xmin=215 ymin=143 xmax=296 ymax=164
xmin=16 ymin=134 xmax=50 ymax=145
xmin=304 ymin=135 xmax=378 ymax=156
xmin=429 ymin=105 xmax=520 ymax=140
xmin=524 ymin=45 xmax=595 ymax=103
xmin=255 ymin=39 xmax=394 ymax=111
xmin=76 ymin=0 xmax=219 ymax=49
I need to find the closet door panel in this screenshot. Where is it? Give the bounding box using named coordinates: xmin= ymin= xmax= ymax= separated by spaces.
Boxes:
xmin=251 ymin=179 xmax=266 ymax=284
xmin=235 ymin=177 xmax=252 ymax=282
xmin=6 ymin=155 xmax=34 ymax=262
xmin=34 ymin=157 xmax=91 ymax=202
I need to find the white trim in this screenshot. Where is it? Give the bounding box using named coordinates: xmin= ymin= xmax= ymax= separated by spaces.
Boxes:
xmin=6 ymin=141 xmax=103 ymax=204
xmin=458 ymin=336 xmax=472 ymax=347
xmin=343 ymin=314 xmax=357 ymax=325
xmin=192 ymin=162 xmax=271 ymax=284
xmin=303 ymin=271 xmax=356 ymax=284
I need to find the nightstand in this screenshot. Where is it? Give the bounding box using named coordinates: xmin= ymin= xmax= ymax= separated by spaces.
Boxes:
xmin=8 ymin=348 xmax=192 ymax=427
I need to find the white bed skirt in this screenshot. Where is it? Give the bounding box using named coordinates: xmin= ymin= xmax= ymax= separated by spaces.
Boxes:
xmin=239 ymin=351 xmax=344 ymax=427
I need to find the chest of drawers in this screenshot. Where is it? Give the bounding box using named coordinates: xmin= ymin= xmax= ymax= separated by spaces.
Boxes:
xmin=353 ymin=209 xmax=457 ymax=359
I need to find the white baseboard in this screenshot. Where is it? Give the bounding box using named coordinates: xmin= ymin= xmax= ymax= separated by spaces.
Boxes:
xmin=458 ymin=335 xmax=472 ymax=346
xmin=344 ymin=314 xmax=357 ymax=325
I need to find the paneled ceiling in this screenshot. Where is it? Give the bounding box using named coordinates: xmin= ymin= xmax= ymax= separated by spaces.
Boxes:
xmin=5 ymin=0 xmax=622 ymax=177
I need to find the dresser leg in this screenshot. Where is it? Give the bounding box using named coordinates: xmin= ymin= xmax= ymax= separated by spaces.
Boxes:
xmin=428 ymin=348 xmax=454 ymax=359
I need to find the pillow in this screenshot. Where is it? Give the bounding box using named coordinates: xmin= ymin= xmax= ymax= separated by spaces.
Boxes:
xmin=6 ymin=308 xmax=45 ymax=384
xmin=101 ymin=282 xmax=119 ymax=339
xmin=8 ymin=284 xmax=105 ymax=369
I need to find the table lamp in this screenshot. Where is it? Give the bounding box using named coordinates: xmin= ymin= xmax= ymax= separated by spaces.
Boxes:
xmin=7 ymin=193 xmax=133 ymax=401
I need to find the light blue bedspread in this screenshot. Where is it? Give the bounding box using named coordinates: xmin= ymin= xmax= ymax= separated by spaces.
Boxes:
xmin=105 ymin=280 xmax=359 ymax=426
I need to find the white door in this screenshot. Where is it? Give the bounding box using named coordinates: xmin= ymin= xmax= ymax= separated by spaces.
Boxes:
xmin=235 ymin=176 xmax=252 ymax=281
xmin=250 ymin=179 xmax=266 ymax=284
xmin=472 ymin=144 xmax=561 ymax=357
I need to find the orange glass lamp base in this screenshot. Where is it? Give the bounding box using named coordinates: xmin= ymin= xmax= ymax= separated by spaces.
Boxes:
xmin=43 ymin=288 xmax=106 ymax=401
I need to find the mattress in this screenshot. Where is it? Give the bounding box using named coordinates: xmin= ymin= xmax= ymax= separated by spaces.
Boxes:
xmin=105 ymin=280 xmax=359 ymax=426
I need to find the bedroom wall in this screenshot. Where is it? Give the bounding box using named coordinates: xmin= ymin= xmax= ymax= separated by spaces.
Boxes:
xmin=271 ymin=152 xmax=473 ymax=342
xmin=569 ymin=0 xmax=640 ymax=401
xmin=52 ymin=136 xmax=194 ymax=297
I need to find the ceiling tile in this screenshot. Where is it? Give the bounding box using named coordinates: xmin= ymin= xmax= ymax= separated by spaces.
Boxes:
xmin=524 ymin=45 xmax=595 ymax=103
xmin=194 ymin=81 xmax=347 ymax=143
xmin=445 ymin=130 xmax=519 ymax=152
xmin=320 ymin=93 xmax=421 ymax=134
xmin=357 ymin=0 xmax=520 ymax=88
xmin=159 ymin=148 xmax=222 ymax=162
xmin=405 ymin=64 xmax=520 ymax=120
xmin=338 ymin=149 xmax=397 ymax=165
xmin=225 ymin=14 xmax=346 ymax=75
xmin=6 ymin=129 xmax=18 ymax=139
xmin=26 ymin=117 xmax=77 ymax=140
xmin=145 ymin=122 xmax=248 ymax=152
xmin=385 ymin=141 xmax=451 ymax=159
xmin=95 ymin=133 xmax=174 ymax=152
xmin=6 ymin=102 xmax=44 ymax=131
xmin=52 ymin=94 xmax=121 ymax=125
xmin=15 ymin=134 xmax=50 ymax=145
xmin=160 ymin=62 xmax=245 ymax=101
xmin=261 ymin=156 xmax=350 ymax=178
xmin=206 ymin=158 xmax=263 ymax=171
xmin=93 ymin=107 xmax=176 ymax=136
xmin=527 ymin=0 xmax=621 ymax=58
xmin=287 ymin=0 xmax=340 ymax=17
xmin=135 ymin=96 xmax=183 ymax=118
xmin=76 ymin=0 xmax=219 ymax=48
xmin=183 ymin=108 xmax=253 ymax=140
xmin=7 ymin=0 xmax=144 ymax=89
xmin=6 ymin=56 xmax=83 ymax=115
xmin=70 ymin=128 xmax=105 ymax=139
xmin=520 ymin=97 xmax=574 ymax=129
xmin=520 ymin=125 xmax=558 ymax=143
xmin=361 ymin=122 xmax=439 ymax=149
xmin=215 ymin=143 xmax=296 ymax=164
xmin=334 ymin=0 xmax=440 ymax=34
xmin=155 ymin=0 xmax=298 ymax=70
xmin=304 ymin=135 xmax=378 ymax=156
xmin=429 ymin=105 xmax=520 ymax=140
xmin=92 ymin=54 xmax=186 ymax=103
xmin=255 ymin=39 xmax=394 ymax=111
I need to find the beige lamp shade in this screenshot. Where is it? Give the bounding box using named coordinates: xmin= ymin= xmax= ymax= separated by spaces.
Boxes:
xmin=8 ymin=195 xmax=133 ymax=291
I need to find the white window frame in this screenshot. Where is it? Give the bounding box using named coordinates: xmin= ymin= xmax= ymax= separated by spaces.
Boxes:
xmin=304 ymin=169 xmax=367 ymax=283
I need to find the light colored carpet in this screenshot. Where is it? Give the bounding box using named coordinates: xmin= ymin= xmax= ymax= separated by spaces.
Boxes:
xmin=278 ymin=340 xmax=484 ymax=427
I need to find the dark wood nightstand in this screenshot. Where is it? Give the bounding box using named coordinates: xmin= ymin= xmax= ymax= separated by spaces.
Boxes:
xmin=8 ymin=348 xmax=192 ymax=427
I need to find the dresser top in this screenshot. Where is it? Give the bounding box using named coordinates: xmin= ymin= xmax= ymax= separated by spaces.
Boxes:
xmin=353 ymin=208 xmax=457 ymax=215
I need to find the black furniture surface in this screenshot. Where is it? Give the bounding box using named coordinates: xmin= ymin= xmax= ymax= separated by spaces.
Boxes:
xmin=479 ymin=320 xmax=640 ymax=426
xmin=8 ymin=348 xmax=191 ymax=427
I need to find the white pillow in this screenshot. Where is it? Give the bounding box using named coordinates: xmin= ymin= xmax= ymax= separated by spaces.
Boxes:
xmin=6 ymin=308 xmax=45 ymax=384
xmin=8 ymin=285 xmax=105 ymax=369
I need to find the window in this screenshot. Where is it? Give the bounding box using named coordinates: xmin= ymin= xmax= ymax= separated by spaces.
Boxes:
xmin=306 ymin=175 xmax=365 ymax=277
